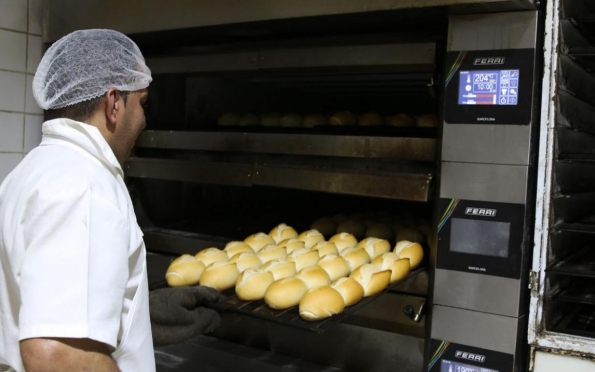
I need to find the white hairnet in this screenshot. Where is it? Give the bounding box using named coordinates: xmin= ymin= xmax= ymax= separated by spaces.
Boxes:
xmin=33 ymin=29 xmax=152 ymax=110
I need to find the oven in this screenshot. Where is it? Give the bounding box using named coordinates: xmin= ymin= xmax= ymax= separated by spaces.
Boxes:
xmin=44 ymin=1 xmax=550 ymax=371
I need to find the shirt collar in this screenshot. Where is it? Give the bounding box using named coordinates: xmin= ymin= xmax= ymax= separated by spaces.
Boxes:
xmin=40 ymin=118 xmax=124 ymax=178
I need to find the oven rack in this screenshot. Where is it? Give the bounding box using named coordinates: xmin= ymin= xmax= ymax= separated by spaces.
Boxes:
xmin=550 ymin=303 xmax=595 ymax=339
xmin=135 ymin=130 xmax=437 ymax=161
xmin=148 ymin=269 xmax=424 ymax=333
xmin=554 ymin=221 xmax=595 ymax=235
xmin=551 ymin=280 xmax=595 ymax=306
xmin=557 ymin=90 xmax=595 ymax=137
xmin=204 ymin=268 xmax=425 ymax=334
xmin=546 ymin=246 xmax=595 ymax=278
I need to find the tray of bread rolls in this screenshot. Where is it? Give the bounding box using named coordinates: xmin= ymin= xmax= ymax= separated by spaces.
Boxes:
xmin=164 ymin=221 xmax=426 ymax=333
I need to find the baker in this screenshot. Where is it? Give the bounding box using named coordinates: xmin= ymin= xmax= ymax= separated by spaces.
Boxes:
xmin=0 ymin=29 xmax=220 ymax=372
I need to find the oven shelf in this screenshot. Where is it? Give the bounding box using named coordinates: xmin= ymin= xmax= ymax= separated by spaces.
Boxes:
xmin=135 ymin=130 xmax=437 ymax=161
xmin=126 ymin=158 xmax=434 ymax=202
xmin=206 ymin=268 xmax=425 ymax=334
xmin=551 ymin=279 xmax=595 ymax=306
xmin=546 ymin=246 xmax=595 ymax=278
xmin=554 ymin=221 xmax=595 ymax=234
xmin=550 ymin=303 xmax=595 ymax=339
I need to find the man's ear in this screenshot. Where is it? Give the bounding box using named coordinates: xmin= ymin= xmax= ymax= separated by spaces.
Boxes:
xmin=104 ymin=88 xmax=120 ymax=127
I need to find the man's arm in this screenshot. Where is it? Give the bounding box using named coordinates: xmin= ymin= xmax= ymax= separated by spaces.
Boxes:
xmin=20 ymin=337 xmax=119 ymax=372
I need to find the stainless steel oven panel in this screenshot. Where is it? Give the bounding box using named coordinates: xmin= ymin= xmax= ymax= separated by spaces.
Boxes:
xmin=440 ymin=162 xmax=529 ymax=204
xmin=448 ymin=12 xmax=539 ymax=52
xmin=434 ymin=269 xmax=522 ymax=317
xmin=431 ymin=305 xmax=522 ymax=355
xmin=442 ymin=124 xmax=532 ymax=165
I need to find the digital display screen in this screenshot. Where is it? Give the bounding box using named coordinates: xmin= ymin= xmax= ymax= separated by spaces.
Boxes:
xmin=450 ymin=218 xmax=510 ymax=258
xmin=441 ymin=359 xmax=498 ymax=372
xmin=458 ymin=70 xmax=520 ymax=106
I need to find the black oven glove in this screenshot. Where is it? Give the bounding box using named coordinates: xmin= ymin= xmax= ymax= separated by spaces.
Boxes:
xmin=149 ymin=286 xmax=222 ymax=347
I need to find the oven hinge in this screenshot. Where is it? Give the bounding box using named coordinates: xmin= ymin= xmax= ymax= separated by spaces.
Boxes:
xmin=529 ymin=270 xmax=539 ymax=293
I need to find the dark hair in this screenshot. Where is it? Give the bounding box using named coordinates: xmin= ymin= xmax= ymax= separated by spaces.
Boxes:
xmin=44 ymin=90 xmax=130 ymax=122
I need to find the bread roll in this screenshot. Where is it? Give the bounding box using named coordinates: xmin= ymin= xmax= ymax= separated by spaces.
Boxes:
xmin=329 ymin=111 xmax=357 ymax=126
xmin=244 ymin=233 xmax=276 ymax=252
xmin=264 ymin=277 xmax=308 ymax=309
xmin=396 ymin=227 xmax=425 ymax=245
xmin=312 ymin=241 xmax=339 ymax=257
xmin=372 ymin=252 xmax=410 ymax=283
xmin=230 ymin=251 xmax=263 ymax=272
xmin=278 ymin=238 xmax=306 ymax=254
xmin=195 ymin=247 xmax=229 ymax=267
xmin=303 ymin=114 xmax=328 ymax=128
xmin=317 ymin=254 xmax=351 ymax=281
xmin=416 ymin=114 xmax=439 ymax=128
xmin=261 ymin=260 xmax=297 ymax=280
xmin=235 ymin=269 xmax=275 ymax=301
xmin=331 ymin=277 xmax=364 ymax=306
xmin=299 ymin=286 xmax=345 ymax=321
xmin=388 ymin=114 xmax=415 ymax=127
xmin=224 ymin=241 xmax=254 ymax=258
xmin=261 ymin=113 xmax=282 ymax=127
xmin=356 ymin=238 xmax=391 ymax=260
xmin=329 ymin=232 xmax=358 ymax=253
xmin=349 ymin=264 xmax=391 ymax=297
xmin=238 ymin=113 xmax=260 ymax=126
xmin=365 ymin=223 xmax=394 ymax=241
xmin=200 ymin=261 xmax=240 ymax=291
xmin=257 ymin=244 xmax=287 ymax=264
xmin=269 ymin=223 xmax=298 ymax=244
xmin=297 ymin=229 xmax=325 ymax=249
xmin=394 ymin=241 xmax=424 ymax=269
xmin=281 ymin=113 xmax=303 ymax=127
xmin=217 ymin=113 xmax=240 ymax=126
xmin=310 ymin=217 xmax=338 ymax=239
xmin=359 ymin=112 xmax=384 ymax=126
xmin=340 ymin=247 xmax=371 ymax=271
xmin=336 ymin=220 xmax=366 ymax=240
xmin=165 ymin=254 xmax=206 ymax=287
xmin=295 ymin=266 xmax=331 ymax=289
xmin=288 ymin=248 xmax=320 ymax=272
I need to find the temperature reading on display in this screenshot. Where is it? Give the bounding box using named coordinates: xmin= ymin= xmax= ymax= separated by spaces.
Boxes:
xmin=458 ymin=70 xmax=520 ymax=106
xmin=441 ymin=359 xmax=498 ymax=372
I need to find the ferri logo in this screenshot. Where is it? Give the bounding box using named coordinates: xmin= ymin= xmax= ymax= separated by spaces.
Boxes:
xmin=474 ymin=57 xmax=506 ymax=65
xmin=455 ymin=350 xmax=486 ymax=363
xmin=465 ymin=207 xmax=497 ymax=217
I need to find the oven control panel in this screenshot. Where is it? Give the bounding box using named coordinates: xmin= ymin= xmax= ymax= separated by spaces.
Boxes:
xmin=444 ymin=49 xmax=536 ymax=125
xmin=428 ymin=340 xmax=514 ymax=372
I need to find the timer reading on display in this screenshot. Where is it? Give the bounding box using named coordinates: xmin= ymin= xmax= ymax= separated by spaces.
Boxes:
xmin=458 ymin=69 xmax=520 ymax=106
xmin=441 ymin=359 xmax=498 ymax=372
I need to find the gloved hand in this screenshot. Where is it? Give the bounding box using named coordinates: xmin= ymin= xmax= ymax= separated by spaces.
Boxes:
xmin=149 ymin=286 xmax=222 ymax=347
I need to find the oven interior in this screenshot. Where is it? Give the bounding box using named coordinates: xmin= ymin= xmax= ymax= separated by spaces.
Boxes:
xmin=128 ymin=8 xmax=449 ymax=372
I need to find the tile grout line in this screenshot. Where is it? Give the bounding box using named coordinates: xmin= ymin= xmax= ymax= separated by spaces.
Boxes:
xmin=0 ymin=26 xmax=40 ymax=37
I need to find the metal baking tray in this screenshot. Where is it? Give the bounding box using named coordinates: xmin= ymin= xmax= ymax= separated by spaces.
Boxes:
xmin=551 ymin=279 xmax=595 ymax=306
xmin=204 ymin=268 xmax=425 ymax=334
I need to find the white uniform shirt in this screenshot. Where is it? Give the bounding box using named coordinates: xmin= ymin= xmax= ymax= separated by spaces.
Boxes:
xmin=0 ymin=118 xmax=155 ymax=372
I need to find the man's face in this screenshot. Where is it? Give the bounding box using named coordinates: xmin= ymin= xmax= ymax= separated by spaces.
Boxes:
xmin=115 ymin=88 xmax=149 ymax=164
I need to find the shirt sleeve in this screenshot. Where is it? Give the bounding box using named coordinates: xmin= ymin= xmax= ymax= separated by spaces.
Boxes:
xmin=19 ymin=182 xmax=129 ymax=350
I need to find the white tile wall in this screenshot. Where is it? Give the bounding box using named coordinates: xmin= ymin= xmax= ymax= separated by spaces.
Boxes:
xmin=0 ymin=70 xmax=26 ymax=112
xmin=26 ymin=35 xmax=42 ymax=73
xmin=0 ymin=0 xmax=27 ymax=33
xmin=28 ymin=0 xmax=43 ymax=35
xmin=0 ymin=0 xmax=45 ymax=183
xmin=0 ymin=112 xmax=24 ymax=152
xmin=0 ymin=29 xmax=26 ymax=72
xmin=24 ymin=114 xmax=43 ymax=152
xmin=0 ymin=153 xmax=23 ymax=181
